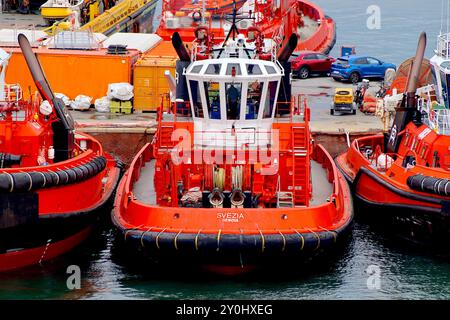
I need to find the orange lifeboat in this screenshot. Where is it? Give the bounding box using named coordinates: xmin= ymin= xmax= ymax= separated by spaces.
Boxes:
xmin=0 ymin=35 xmax=121 ymax=272
xmin=112 ymin=19 xmax=353 ymax=274
xmin=336 ymin=33 xmax=450 ymax=248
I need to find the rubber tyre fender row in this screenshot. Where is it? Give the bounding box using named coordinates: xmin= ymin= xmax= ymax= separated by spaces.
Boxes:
xmin=0 ymin=156 xmax=107 ymax=192
xmin=407 ymin=174 xmax=450 ymax=197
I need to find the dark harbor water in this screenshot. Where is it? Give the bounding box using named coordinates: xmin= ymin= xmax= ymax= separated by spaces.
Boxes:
xmin=1 ymin=216 xmax=450 ymax=300
xmin=1 ymin=0 xmax=450 ymax=300
xmin=315 ymin=0 xmax=443 ymax=65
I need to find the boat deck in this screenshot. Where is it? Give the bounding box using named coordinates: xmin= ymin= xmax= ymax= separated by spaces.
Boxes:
xmin=132 ymin=159 xmax=333 ymax=207
xmin=133 ymin=159 xmax=157 ymax=205
xmin=310 ymin=160 xmax=333 ymax=206
xmin=298 ymin=15 xmax=320 ymax=42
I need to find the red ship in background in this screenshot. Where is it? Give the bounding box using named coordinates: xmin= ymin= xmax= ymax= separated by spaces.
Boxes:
xmin=157 ymin=0 xmax=336 ymax=54
xmin=336 ymin=32 xmax=450 ymax=249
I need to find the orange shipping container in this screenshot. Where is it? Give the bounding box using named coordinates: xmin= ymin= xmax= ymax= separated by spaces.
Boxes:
xmin=5 ymin=47 xmax=140 ymax=101
xmin=133 ymin=41 xmax=178 ymax=111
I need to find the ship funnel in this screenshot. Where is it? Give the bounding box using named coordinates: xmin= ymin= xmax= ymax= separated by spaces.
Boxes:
xmin=277 ymin=33 xmax=298 ymax=62
xmin=230 ymin=188 xmax=245 ymax=208
xmin=209 ymin=188 xmax=224 ymax=208
xmin=172 ymin=32 xmax=191 ymax=62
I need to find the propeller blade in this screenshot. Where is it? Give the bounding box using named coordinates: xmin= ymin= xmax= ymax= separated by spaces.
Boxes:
xmin=18 ymin=33 xmax=54 ymax=102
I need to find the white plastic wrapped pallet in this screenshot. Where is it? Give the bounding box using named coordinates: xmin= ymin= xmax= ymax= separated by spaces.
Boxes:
xmin=55 ymin=93 xmax=71 ymax=106
xmin=70 ymin=95 xmax=92 ymax=111
xmin=107 ymin=83 xmax=134 ymax=101
xmin=95 ymin=96 xmax=111 ymax=113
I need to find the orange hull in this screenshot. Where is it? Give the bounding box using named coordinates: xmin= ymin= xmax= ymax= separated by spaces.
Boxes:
xmin=0 ymin=226 xmax=93 ymax=273
xmin=0 ymin=133 xmax=121 ymax=272
xmin=112 ymin=143 xmax=353 ymax=274
xmin=157 ymin=0 xmax=336 ymax=54
xmin=335 ymin=131 xmax=450 ymax=248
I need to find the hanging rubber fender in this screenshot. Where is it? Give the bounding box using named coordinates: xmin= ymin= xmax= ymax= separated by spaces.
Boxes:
xmin=43 ymin=171 xmax=58 ymax=186
xmin=0 ymin=155 xmax=107 ymax=193
xmin=56 ymin=170 xmax=70 ymax=185
xmin=79 ymin=165 xmax=90 ymax=178
xmin=407 ymin=174 xmax=450 ymax=197
xmin=83 ymin=162 xmax=96 ymax=176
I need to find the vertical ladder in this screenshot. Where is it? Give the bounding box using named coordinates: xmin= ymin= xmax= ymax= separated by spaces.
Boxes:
xmin=159 ymin=125 xmax=175 ymax=148
xmin=276 ymin=175 xmax=294 ymax=208
xmin=277 ymin=192 xmax=294 ymax=208
xmin=292 ymin=126 xmax=309 ymax=206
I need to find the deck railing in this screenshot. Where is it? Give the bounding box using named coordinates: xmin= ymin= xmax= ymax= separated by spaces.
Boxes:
xmin=423 ymin=108 xmax=450 ymax=135
xmin=437 ymin=33 xmax=450 ymax=60
xmin=158 ymin=93 xmax=309 ymax=124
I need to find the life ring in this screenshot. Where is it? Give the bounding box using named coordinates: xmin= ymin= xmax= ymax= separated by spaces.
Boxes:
xmin=192 ymin=10 xmax=202 ymax=21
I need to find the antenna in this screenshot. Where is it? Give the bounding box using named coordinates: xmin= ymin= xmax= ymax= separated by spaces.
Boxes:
xmin=202 ymin=0 xmax=205 ymax=25
xmin=447 ymin=0 xmax=450 ymax=36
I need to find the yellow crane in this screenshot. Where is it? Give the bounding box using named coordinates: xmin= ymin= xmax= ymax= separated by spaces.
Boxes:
xmin=80 ymin=0 xmax=157 ymax=35
xmin=43 ymin=0 xmax=157 ymax=36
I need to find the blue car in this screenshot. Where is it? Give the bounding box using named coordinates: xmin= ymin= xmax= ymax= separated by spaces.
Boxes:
xmin=330 ymin=55 xmax=396 ymax=83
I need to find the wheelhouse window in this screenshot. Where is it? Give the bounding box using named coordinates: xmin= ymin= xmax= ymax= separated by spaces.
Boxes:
xmin=226 ymin=63 xmax=242 ymax=76
xmin=265 ymin=65 xmax=277 ymax=74
xmin=246 ymin=81 xmax=262 ymax=119
xmin=205 ymin=64 xmax=221 ymax=75
xmin=205 ymin=81 xmax=221 ymax=119
xmin=226 ymin=82 xmax=241 ymax=120
xmin=431 ymin=67 xmax=438 ymax=92
xmin=191 ymin=65 xmax=203 ymax=74
xmin=189 ymin=80 xmax=203 ymax=118
xmin=440 ymin=71 xmax=448 ymax=107
xmin=246 ymin=64 xmax=262 ymax=75
xmin=263 ymin=81 xmax=278 ymax=118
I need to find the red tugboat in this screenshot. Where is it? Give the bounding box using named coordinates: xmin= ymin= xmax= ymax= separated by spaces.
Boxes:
xmin=336 ymin=32 xmax=450 ymax=248
xmin=112 ymin=9 xmax=353 ymax=275
xmin=157 ymin=0 xmax=336 ymax=55
xmin=0 ymin=35 xmax=121 ymax=272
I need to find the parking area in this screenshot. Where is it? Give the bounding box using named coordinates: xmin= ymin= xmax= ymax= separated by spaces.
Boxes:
xmin=292 ymin=76 xmax=384 ymax=134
